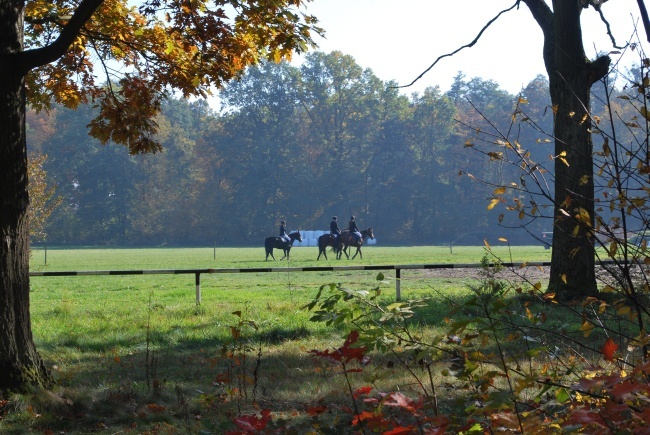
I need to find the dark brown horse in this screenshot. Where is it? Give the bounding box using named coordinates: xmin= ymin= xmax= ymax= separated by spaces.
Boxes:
xmin=317 ymin=233 xmax=342 ymax=260
xmin=339 ymin=228 xmax=374 ymax=260
xmin=264 ymin=231 xmax=302 ymax=261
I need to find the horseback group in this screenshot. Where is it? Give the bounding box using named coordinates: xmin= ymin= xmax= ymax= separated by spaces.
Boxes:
xmin=317 ymin=216 xmax=374 ymax=260
xmin=264 ymin=216 xmax=374 ymax=261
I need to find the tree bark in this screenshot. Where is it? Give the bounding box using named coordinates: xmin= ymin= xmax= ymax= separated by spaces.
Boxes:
xmin=0 ymin=0 xmax=52 ymax=390
xmin=522 ymin=0 xmax=608 ymax=298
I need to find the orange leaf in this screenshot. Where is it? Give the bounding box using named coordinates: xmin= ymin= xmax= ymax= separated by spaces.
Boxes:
xmin=601 ymin=338 xmax=619 ymax=361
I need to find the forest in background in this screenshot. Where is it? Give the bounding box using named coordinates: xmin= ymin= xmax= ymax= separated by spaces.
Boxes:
xmin=26 ymin=50 xmax=634 ymax=247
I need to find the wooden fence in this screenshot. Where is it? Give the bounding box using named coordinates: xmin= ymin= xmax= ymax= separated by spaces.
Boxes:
xmin=30 ymin=262 xmax=553 ymax=303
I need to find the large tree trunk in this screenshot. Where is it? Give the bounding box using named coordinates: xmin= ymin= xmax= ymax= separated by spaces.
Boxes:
xmin=0 ymin=0 xmax=52 ymax=390
xmin=524 ymin=0 xmax=607 ymax=299
xmin=547 ymin=1 xmax=599 ymax=298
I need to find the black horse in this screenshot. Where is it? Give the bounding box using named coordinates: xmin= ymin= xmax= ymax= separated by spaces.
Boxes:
xmin=339 ymin=228 xmax=374 ymax=260
xmin=317 ymin=233 xmax=342 ymax=260
xmin=264 ymin=231 xmax=302 ymax=261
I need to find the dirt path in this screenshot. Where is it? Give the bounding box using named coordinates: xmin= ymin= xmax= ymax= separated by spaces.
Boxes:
xmin=422 ymin=265 xmax=550 ymax=283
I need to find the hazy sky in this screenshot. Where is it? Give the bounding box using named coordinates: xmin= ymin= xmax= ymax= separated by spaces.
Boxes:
xmin=297 ymin=0 xmax=647 ymax=95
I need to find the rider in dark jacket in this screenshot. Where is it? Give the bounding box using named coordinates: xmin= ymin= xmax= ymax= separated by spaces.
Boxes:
xmin=330 ymin=216 xmax=341 ymax=246
xmin=330 ymin=216 xmax=341 ymax=235
xmin=349 ymin=216 xmax=362 ymax=243
xmin=279 ymin=220 xmax=290 ymax=243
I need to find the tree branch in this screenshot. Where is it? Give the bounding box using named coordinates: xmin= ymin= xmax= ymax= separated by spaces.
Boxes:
xmin=637 ymin=0 xmax=650 ymax=44
xmin=596 ymin=5 xmax=627 ymax=49
xmin=16 ymin=0 xmax=105 ymax=73
xmin=521 ymin=0 xmax=554 ymax=76
xmin=397 ymin=0 xmax=521 ymax=89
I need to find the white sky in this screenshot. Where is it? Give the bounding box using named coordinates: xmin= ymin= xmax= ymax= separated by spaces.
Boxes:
xmin=296 ymin=0 xmax=647 ymax=95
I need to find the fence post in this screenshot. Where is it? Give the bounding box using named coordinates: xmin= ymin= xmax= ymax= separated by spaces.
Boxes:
xmin=396 ymin=268 xmax=401 ymax=301
xmin=195 ymin=272 xmax=201 ymax=305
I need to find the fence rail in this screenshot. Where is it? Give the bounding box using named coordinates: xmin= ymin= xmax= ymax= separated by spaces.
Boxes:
xmin=30 ymin=262 xmax=553 ymax=303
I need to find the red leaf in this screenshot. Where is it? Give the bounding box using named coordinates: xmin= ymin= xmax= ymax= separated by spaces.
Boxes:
xmin=353 ymin=386 xmax=373 ymax=398
xmin=310 ymin=330 xmax=367 ymax=364
xmin=351 ymin=411 xmax=376 ymax=426
xmin=564 ymin=406 xmax=607 ymax=428
xmin=611 ymin=380 xmax=650 ymax=400
xmin=383 ymin=392 xmax=419 ymax=413
xmin=232 ymin=409 xmax=272 ymax=432
xmin=601 ymin=338 xmax=619 ymax=361
xmin=384 ymin=426 xmax=417 ymax=435
xmin=306 ymin=405 xmax=328 ymax=416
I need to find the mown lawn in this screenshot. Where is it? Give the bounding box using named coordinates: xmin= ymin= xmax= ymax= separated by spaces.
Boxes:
xmin=2 ymin=245 xmax=552 ymax=433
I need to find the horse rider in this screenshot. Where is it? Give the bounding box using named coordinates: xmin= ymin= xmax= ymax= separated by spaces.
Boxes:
xmin=279 ymin=220 xmax=290 ymax=244
xmin=330 ymin=216 xmax=341 ymax=245
xmin=348 ymin=216 xmax=362 ymax=243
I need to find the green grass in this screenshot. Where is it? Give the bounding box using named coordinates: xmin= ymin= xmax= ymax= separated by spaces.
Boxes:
xmin=30 ymin=244 xmax=551 ymax=271
xmin=6 ymin=245 xmax=553 ymax=433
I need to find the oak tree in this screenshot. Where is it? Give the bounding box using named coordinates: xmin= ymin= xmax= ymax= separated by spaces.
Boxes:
xmin=0 ymin=0 xmax=321 ymax=391
xmin=416 ymin=0 xmax=625 ymax=298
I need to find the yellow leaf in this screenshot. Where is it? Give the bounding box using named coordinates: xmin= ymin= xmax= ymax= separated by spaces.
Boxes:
xmin=641 ymin=106 xmax=650 ymax=121
xmin=609 ymin=240 xmax=618 ymax=257
xmin=580 ymin=321 xmax=595 ymax=337
xmin=484 ymin=239 xmax=491 ymax=250
xmin=561 ymin=274 xmax=567 ymax=284
xmin=493 ymin=186 xmax=506 ymax=195
xmin=498 ymin=237 xmax=508 ymax=242
xmin=487 ymin=198 xmax=500 ymax=211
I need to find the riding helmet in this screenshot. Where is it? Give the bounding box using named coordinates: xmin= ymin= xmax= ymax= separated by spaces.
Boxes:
xmin=281 ymin=220 xmax=286 ymax=224
xmin=332 ymin=216 xmax=337 ymax=220
xmin=350 ymin=216 xmax=355 ymax=220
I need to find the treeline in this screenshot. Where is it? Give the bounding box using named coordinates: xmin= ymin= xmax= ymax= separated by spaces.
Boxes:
xmin=28 ymin=51 xmax=580 ymax=246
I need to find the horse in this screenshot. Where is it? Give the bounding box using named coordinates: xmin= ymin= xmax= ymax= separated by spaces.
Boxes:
xmin=317 ymin=233 xmax=342 ymax=260
xmin=264 ymin=231 xmax=302 ymax=261
xmin=339 ymin=227 xmax=374 ymax=260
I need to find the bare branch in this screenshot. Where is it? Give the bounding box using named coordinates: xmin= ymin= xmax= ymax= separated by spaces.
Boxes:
xmin=397 ymin=0 xmax=521 ymax=89
xmin=596 ymin=6 xmax=627 ymax=49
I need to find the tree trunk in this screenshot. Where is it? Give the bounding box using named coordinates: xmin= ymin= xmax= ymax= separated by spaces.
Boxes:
xmin=546 ymin=1 xmax=600 ymax=298
xmin=523 ymin=0 xmax=606 ymax=299
xmin=0 ymin=0 xmax=52 ymax=390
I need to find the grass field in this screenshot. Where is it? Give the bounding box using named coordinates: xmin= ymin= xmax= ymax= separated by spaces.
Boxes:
xmin=8 ymin=245 xmax=552 ymax=433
